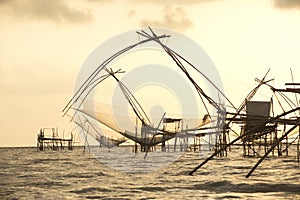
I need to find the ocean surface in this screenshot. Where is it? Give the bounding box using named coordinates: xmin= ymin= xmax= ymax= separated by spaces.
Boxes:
xmin=1 ymin=146 xmax=300 ymax=199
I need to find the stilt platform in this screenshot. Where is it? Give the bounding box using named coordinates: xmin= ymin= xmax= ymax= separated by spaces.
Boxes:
xmin=37 ymin=128 xmax=73 ymax=151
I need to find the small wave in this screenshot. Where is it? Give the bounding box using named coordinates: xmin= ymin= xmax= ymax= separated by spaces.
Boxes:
xmin=189 ymin=181 xmax=300 ymax=194
xmin=63 ymin=173 xmax=94 ymax=179
xmin=70 ymin=187 xmax=112 ymax=194
xmin=30 ymin=181 xmax=70 ymax=187
xmin=136 ymin=186 xmax=167 ymax=192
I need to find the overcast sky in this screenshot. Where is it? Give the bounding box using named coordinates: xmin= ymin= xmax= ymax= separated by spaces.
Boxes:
xmin=1 ymin=0 xmax=300 ymax=146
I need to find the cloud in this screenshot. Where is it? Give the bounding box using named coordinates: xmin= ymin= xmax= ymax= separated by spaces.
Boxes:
xmin=88 ymin=0 xmax=115 ymax=3
xmin=134 ymin=0 xmax=216 ymax=5
xmin=273 ymin=0 xmax=300 ymax=9
xmin=0 ymin=0 xmax=93 ymax=24
xmin=89 ymin=0 xmax=215 ymax=4
xmin=127 ymin=9 xmax=136 ymax=17
xmin=140 ymin=5 xmax=193 ymax=32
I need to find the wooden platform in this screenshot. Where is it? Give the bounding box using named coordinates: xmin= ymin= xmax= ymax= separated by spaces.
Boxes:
xmin=37 ymin=128 xmax=73 ymax=150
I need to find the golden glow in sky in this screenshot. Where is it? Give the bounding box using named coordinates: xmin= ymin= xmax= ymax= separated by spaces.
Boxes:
xmin=1 ymin=0 xmax=300 ymax=146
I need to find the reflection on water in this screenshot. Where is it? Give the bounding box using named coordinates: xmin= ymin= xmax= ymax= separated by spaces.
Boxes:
xmin=0 ymin=146 xmax=299 ymax=199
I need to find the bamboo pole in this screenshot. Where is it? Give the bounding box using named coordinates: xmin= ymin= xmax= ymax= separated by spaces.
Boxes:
xmin=189 ymin=107 xmax=300 ymax=176
xmin=246 ymin=124 xmax=299 ymax=178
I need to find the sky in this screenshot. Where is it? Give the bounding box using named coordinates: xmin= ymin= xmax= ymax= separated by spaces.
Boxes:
xmin=1 ymin=0 xmax=300 ymax=146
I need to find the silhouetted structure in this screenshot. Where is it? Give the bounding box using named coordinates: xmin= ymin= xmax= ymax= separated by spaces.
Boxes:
xmin=37 ymin=128 xmax=73 ymax=151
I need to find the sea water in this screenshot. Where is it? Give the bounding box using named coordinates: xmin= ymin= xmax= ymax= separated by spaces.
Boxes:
xmin=0 ymin=146 xmax=299 ymax=199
